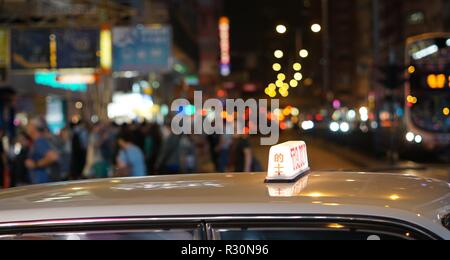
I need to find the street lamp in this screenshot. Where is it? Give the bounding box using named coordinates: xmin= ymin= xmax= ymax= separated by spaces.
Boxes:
xmin=276 ymin=80 xmax=284 ymax=88
xmin=299 ymin=49 xmax=309 ymax=58
xmin=289 ymin=79 xmax=299 ymax=88
xmin=274 ymin=50 xmax=284 ymax=59
xmin=280 ymin=90 xmax=289 ymax=97
xmin=273 ymin=63 xmax=282 ymax=71
xmin=294 ymin=72 xmax=303 ymax=81
xmin=311 ymin=23 xmax=322 ymax=33
xmin=276 ymin=25 xmax=287 ymax=34
xmin=277 ymin=73 xmax=286 ymax=81
xmin=293 ymin=63 xmax=302 ymax=71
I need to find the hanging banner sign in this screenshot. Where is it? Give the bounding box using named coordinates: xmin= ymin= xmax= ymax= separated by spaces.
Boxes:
xmin=55 ymin=29 xmax=100 ymax=69
xmin=11 ymin=29 xmax=51 ymax=70
xmin=113 ymin=25 xmax=172 ymax=73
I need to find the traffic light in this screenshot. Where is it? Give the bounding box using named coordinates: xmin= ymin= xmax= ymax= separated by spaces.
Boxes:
xmin=377 ymin=64 xmax=407 ymax=90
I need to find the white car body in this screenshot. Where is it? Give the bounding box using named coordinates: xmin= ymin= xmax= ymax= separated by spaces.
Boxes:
xmin=0 ymin=171 xmax=449 ymax=239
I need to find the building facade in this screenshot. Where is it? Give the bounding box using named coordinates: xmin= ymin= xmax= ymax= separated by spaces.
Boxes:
xmin=326 ymin=0 xmax=449 ymax=107
xmin=327 ymin=0 xmax=357 ymax=105
xmin=377 ymin=0 xmax=450 ymax=64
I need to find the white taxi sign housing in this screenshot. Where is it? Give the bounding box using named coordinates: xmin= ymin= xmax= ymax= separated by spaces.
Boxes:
xmin=266 ymin=141 xmax=310 ymax=183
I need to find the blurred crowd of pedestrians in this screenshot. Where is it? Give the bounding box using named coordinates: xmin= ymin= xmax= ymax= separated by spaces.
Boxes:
xmin=1 ymin=118 xmax=261 ymax=188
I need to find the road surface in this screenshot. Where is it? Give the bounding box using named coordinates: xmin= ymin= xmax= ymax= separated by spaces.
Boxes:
xmin=251 ymin=130 xmax=450 ymax=182
xmin=251 ymin=130 xmax=367 ymax=171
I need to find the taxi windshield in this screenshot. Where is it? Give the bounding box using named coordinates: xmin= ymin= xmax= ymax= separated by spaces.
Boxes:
xmin=0 ymin=0 xmax=449 ymax=192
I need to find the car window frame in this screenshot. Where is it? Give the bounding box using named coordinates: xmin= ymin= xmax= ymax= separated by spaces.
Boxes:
xmin=203 ymin=215 xmax=442 ymax=240
xmin=0 ymin=220 xmax=207 ymax=241
xmin=207 ymin=221 xmax=425 ymax=240
xmin=0 ymin=215 xmax=442 ymax=240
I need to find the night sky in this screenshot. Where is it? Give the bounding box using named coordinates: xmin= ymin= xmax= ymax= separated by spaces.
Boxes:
xmin=223 ymin=0 xmax=319 ymax=98
xmin=224 ymin=0 xmax=307 ymax=52
xmin=224 ymin=0 xmax=303 ymax=84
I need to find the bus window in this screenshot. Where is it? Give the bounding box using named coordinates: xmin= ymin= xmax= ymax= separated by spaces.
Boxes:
xmin=407 ymin=36 xmax=450 ymax=134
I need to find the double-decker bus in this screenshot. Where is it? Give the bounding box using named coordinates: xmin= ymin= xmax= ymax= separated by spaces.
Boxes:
xmin=404 ymin=33 xmax=450 ymax=151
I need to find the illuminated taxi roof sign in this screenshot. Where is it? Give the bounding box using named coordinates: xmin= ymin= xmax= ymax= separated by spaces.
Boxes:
xmin=266 ymin=141 xmax=310 ymax=183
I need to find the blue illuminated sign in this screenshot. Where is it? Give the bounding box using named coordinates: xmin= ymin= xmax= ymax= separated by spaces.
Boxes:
xmin=34 ymin=72 xmax=87 ymax=92
xmin=113 ymin=25 xmax=172 ymax=73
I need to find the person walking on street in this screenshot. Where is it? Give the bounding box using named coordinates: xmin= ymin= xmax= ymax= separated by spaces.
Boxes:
xmin=215 ymin=121 xmax=233 ymax=172
xmin=25 ymin=118 xmax=59 ymax=184
xmin=116 ymin=131 xmax=147 ymax=177
xmin=57 ymin=127 xmax=72 ymax=181
xmin=11 ymin=132 xmax=31 ymax=186
xmin=0 ymin=129 xmax=9 ymax=188
xmin=155 ymin=125 xmax=182 ymax=175
xmin=84 ymin=123 xmax=108 ymax=179
xmin=143 ymin=123 xmax=162 ymax=174
xmin=70 ymin=122 xmax=88 ymax=180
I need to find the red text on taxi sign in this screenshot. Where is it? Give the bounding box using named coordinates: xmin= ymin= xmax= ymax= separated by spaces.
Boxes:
xmin=266 ymin=141 xmax=310 ymax=183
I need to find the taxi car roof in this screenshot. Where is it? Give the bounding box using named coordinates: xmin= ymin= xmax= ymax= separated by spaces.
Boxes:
xmin=0 ymin=171 xmax=449 ymax=238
